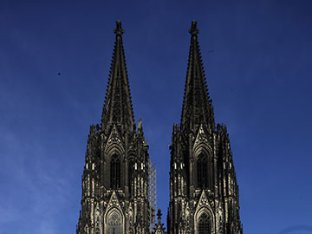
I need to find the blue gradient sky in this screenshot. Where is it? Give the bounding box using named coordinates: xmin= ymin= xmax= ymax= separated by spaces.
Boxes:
xmin=1 ymin=0 xmax=312 ymax=233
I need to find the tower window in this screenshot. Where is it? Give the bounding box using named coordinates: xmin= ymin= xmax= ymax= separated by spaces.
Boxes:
xmin=197 ymin=153 xmax=208 ymax=189
xmin=107 ymin=209 xmax=122 ymax=234
xmin=128 ymin=159 xmax=135 ymax=196
xmin=110 ymin=154 xmax=121 ymax=189
xmin=197 ymin=152 xmax=214 ymax=190
xmin=198 ymin=213 xmax=211 ymax=234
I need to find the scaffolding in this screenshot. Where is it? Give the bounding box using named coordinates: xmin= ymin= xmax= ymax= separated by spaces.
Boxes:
xmin=148 ymin=158 xmax=156 ymax=232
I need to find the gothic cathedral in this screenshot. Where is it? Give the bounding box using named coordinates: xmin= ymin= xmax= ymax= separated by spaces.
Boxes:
xmin=167 ymin=21 xmax=243 ymax=234
xmin=77 ymin=21 xmax=243 ymax=234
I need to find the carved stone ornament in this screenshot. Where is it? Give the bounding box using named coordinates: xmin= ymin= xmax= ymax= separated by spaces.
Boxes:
xmin=193 ymin=124 xmax=210 ymax=151
xmin=106 ymin=191 xmax=122 ymax=211
xmin=107 ymin=125 xmax=122 ymax=145
xmin=104 ymin=125 xmax=125 ymax=155
xmin=197 ymin=190 xmax=209 ymax=208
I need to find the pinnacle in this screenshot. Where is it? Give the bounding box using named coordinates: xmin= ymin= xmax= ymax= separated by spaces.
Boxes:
xmin=101 ymin=22 xmax=135 ymax=133
xmin=157 ymin=209 xmax=162 ymax=224
xmin=114 ymin=20 xmax=124 ymax=36
xmin=189 ymin=20 xmax=199 ymax=36
xmin=180 ymin=21 xmax=215 ymax=132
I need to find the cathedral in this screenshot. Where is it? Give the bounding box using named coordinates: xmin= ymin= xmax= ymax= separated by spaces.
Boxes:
xmin=77 ymin=21 xmax=243 ymax=234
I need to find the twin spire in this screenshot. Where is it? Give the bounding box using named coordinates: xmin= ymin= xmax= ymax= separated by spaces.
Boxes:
xmin=101 ymin=21 xmax=214 ymax=133
xmin=181 ymin=21 xmax=215 ymax=133
xmin=101 ymin=21 xmax=135 ymax=133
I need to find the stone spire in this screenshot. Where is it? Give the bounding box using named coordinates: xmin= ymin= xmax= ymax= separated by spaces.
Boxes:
xmin=101 ymin=21 xmax=135 ymax=133
xmin=181 ymin=21 xmax=215 ymax=133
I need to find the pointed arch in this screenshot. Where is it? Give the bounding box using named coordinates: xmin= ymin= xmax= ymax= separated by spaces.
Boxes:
xmin=198 ymin=212 xmax=211 ymax=234
xmin=194 ymin=206 xmax=215 ymax=234
xmin=105 ymin=208 xmax=124 ymax=234
xmin=195 ymin=148 xmax=214 ymax=190
xmin=197 ymin=153 xmax=208 ymax=189
xmin=128 ymin=156 xmax=136 ymax=197
xmin=104 ymin=125 xmax=125 ymax=159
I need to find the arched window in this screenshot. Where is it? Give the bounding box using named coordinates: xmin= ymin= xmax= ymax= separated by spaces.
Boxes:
xmin=197 ymin=152 xmax=214 ymax=190
xmin=110 ymin=154 xmax=121 ymax=189
xmin=207 ymin=155 xmax=213 ymax=190
xmin=128 ymin=159 xmax=135 ymax=196
xmin=198 ymin=213 xmax=211 ymax=234
xmin=107 ymin=209 xmax=122 ymax=234
xmin=197 ymin=153 xmax=208 ymax=189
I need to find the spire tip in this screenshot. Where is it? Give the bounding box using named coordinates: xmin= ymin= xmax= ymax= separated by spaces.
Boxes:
xmin=189 ymin=20 xmax=199 ymax=36
xmin=114 ymin=20 xmax=124 ymax=36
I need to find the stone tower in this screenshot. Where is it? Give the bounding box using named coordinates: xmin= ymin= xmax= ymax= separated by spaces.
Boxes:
xmin=77 ymin=21 xmax=154 ymax=234
xmin=167 ymin=21 xmax=243 ymax=234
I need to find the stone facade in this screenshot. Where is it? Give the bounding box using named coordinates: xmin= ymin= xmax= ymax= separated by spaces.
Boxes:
xmin=77 ymin=22 xmax=154 ymax=234
xmin=77 ymin=21 xmax=243 ymax=234
xmin=167 ymin=22 xmax=243 ymax=234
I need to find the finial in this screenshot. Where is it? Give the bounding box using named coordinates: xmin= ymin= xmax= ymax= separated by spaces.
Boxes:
xmin=138 ymin=118 xmax=143 ymax=130
xmin=157 ymin=209 xmax=162 ymax=224
xmin=189 ymin=20 xmax=199 ymax=36
xmin=114 ymin=20 xmax=124 ymax=36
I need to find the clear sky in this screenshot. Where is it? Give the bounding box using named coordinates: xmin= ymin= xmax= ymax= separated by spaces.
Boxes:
xmin=1 ymin=0 xmax=312 ymax=233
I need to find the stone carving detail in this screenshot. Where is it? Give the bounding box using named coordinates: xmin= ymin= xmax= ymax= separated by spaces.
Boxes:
xmin=106 ymin=192 xmax=122 ymax=210
xmin=77 ymin=22 xmax=153 ymax=234
xmin=194 ymin=124 xmax=209 ymax=145
xmin=108 ymin=211 xmax=122 ymax=226
xmin=107 ymin=125 xmax=122 ymax=145
xmin=77 ymin=21 xmax=243 ymax=234
xmin=168 ymin=21 xmax=243 ymax=234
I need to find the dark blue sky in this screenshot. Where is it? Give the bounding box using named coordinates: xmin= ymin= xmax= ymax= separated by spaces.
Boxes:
xmin=1 ymin=0 xmax=312 ymax=233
